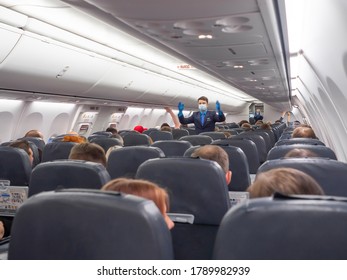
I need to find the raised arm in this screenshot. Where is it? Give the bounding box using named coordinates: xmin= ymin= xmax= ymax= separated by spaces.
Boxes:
xmin=164 ymin=106 xmax=180 ymax=128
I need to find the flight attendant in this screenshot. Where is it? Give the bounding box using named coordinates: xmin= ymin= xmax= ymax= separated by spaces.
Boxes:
xmin=177 ymin=96 xmax=225 ymax=134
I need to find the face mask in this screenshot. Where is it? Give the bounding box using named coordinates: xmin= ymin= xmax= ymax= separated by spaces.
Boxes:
xmin=199 ymin=104 xmax=207 ymax=112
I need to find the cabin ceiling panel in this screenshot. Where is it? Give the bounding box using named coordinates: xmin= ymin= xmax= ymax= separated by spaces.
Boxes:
xmin=75 ymin=0 xmax=259 ymax=21
xmin=0 ymin=26 xmax=22 ymax=64
xmin=62 ymin=0 xmax=290 ymax=110
xmin=0 ymin=34 xmax=113 ymax=95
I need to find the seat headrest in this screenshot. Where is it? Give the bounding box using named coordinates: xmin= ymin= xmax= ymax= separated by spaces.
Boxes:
xmin=0 ymin=146 xmax=31 ymax=185
xmin=29 ymin=160 xmax=111 ymax=196
xmin=258 ymin=158 xmax=347 ymax=196
xmin=42 ymin=141 xmax=77 ymax=162
xmin=107 ymin=146 xmax=164 ymax=179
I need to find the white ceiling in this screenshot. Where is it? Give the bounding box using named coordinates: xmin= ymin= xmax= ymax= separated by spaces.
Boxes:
xmin=0 ymin=0 xmax=291 ymax=111
xmin=62 ymin=0 xmax=291 ymax=110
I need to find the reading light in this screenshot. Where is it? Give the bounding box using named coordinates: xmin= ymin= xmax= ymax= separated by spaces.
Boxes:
xmin=198 ymin=34 xmax=213 ymax=39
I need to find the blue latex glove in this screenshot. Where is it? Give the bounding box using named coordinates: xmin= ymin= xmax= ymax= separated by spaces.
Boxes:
xmin=178 ymin=102 xmax=184 ymax=117
xmin=216 ymin=100 xmax=221 ymax=112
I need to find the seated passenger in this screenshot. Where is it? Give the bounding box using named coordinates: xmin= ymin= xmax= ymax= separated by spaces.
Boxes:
xmin=284 ymin=148 xmax=318 ymax=158
xmin=63 ymin=133 xmax=86 ymax=143
xmin=160 ymin=122 xmax=172 ymax=132
xmin=101 ymin=178 xmax=174 ymax=230
xmin=247 ymin=168 xmax=324 ymax=198
xmin=133 ymin=125 xmax=147 ymax=134
xmin=9 ymin=139 xmax=34 ymax=166
xmin=238 ymin=120 xmax=249 ymax=127
xmin=0 ymin=217 xmax=12 ymax=240
xmin=260 ymin=123 xmax=272 ymax=130
xmin=191 ymin=145 xmax=232 ymax=185
xmin=24 ymin=129 xmax=44 ymax=139
xmin=0 ymin=220 xmax=4 ymax=239
xmin=68 ymin=142 xmax=107 ymax=167
xmin=241 ymin=122 xmax=253 ymax=131
xmin=106 ymin=127 xmax=118 ymax=134
xmin=292 ymin=126 xmax=317 ymax=139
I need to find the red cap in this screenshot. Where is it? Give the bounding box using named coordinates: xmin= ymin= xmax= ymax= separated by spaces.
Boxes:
xmin=133 ymin=125 xmax=147 ymax=133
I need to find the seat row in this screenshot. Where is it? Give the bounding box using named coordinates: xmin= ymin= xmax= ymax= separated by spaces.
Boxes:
xmin=8 ymin=188 xmax=347 ymax=260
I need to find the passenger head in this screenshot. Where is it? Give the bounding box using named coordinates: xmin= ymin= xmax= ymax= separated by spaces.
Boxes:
xmin=255 ymin=120 xmax=264 ymax=126
xmin=247 ymin=168 xmax=324 ymax=198
xmin=24 ymin=129 xmax=44 ymax=139
xmin=260 ymin=123 xmax=271 ymax=130
xmin=62 ymin=135 xmax=86 ymax=143
xmin=160 ymin=123 xmax=170 ymax=129
xmin=197 ymin=96 xmax=208 ymax=112
xmin=223 ymin=131 xmax=232 ymax=138
xmin=9 ymin=140 xmax=34 ymax=165
xmin=160 ymin=126 xmax=172 ymax=132
xmin=191 ymin=145 xmax=232 ymax=185
xmin=68 ymin=142 xmax=107 ymax=167
xmin=241 ymin=123 xmax=253 ymax=131
xmin=238 ymin=120 xmax=249 ymax=127
xmin=292 ymin=127 xmax=317 ymax=139
xmin=133 ymin=125 xmax=147 ymax=134
xmin=101 ymin=178 xmax=174 ymax=230
xmin=106 ymin=127 xmax=118 ymax=134
xmin=284 ymin=148 xmax=318 ymax=158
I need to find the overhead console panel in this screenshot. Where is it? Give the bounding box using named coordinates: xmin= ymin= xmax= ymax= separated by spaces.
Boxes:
xmin=62 ymin=0 xmax=291 ymax=110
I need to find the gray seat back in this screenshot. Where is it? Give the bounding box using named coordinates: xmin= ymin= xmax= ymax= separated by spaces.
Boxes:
xmin=184 ymin=145 xmax=251 ymax=192
xmin=29 ymin=160 xmax=111 ymax=196
xmin=172 ymin=129 xmax=189 ymax=140
xmin=200 ymin=132 xmax=226 ymax=140
xmin=8 ymin=189 xmax=173 ymax=260
xmin=42 ymin=142 xmax=77 ymax=162
xmin=267 ymin=144 xmax=337 ymax=160
xmin=275 ymin=138 xmax=325 ymax=146
xmin=214 ymin=194 xmax=347 ymax=259
xmin=0 ymin=146 xmax=31 ymax=186
xmin=107 ymin=146 xmax=164 ymax=179
xmin=123 ymin=133 xmax=152 ymax=146
xmin=151 ymin=140 xmax=192 ymax=157
xmin=179 ymin=135 xmax=212 ymax=146
xmin=213 ymin=139 xmax=260 ymax=173
xmin=258 ymin=158 xmax=347 ymax=196
xmin=89 ymin=137 xmax=123 ymax=153
xmin=136 ymin=157 xmax=230 ymax=259
xmin=149 ymin=130 xmax=173 ymax=142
